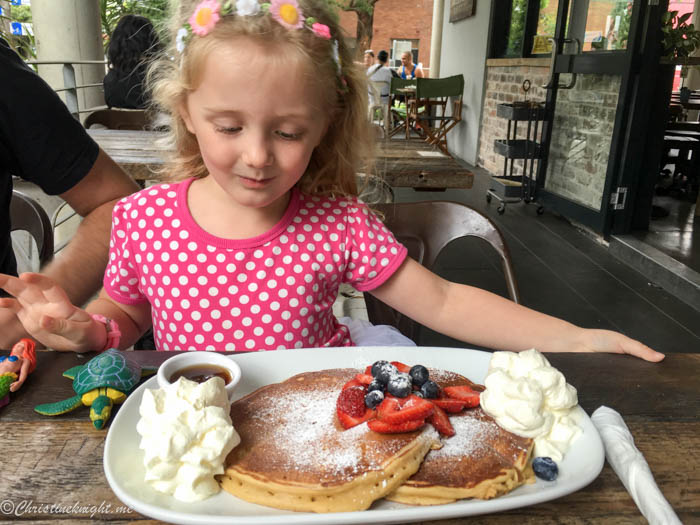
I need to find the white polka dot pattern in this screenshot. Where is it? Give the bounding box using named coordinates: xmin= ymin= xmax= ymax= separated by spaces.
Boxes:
xmin=103 ymin=180 xmax=407 ymax=351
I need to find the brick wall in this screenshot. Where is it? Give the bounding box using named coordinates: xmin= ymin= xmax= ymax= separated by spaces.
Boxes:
xmin=478 ymin=60 xmax=550 ymax=176
xmin=338 ymin=0 xmax=434 ymax=71
xmin=478 ymin=59 xmax=619 ymax=210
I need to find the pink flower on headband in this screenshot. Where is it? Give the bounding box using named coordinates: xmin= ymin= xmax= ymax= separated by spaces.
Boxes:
xmin=270 ymin=0 xmax=304 ymax=29
xmin=189 ymin=0 xmax=222 ymax=36
xmin=311 ymin=22 xmax=331 ymax=40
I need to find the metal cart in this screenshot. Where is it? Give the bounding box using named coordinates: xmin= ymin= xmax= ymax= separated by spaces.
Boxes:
xmin=487 ymin=83 xmax=546 ymax=215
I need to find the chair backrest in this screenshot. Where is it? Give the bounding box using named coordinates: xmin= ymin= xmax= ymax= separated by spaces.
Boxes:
xmin=83 ymin=109 xmax=151 ymax=130
xmin=390 ymin=77 xmax=416 ymax=95
xmin=364 ymin=201 xmax=519 ymax=342
xmin=10 ymin=190 xmax=54 ymax=265
xmin=415 ymin=75 xmax=465 ymax=99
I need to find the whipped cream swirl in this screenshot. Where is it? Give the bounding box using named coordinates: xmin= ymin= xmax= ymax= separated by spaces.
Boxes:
xmin=136 ymin=377 xmax=240 ymax=502
xmin=480 ymin=349 xmax=582 ymax=461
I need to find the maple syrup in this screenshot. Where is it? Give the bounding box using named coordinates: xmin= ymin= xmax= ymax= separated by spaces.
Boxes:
xmin=170 ymin=364 xmax=232 ymax=385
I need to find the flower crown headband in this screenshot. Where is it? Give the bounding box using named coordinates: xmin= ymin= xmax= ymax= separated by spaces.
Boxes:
xmin=176 ymin=0 xmax=345 ymax=88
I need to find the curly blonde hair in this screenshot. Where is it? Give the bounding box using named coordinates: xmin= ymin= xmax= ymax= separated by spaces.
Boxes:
xmin=148 ymin=0 xmax=374 ymax=198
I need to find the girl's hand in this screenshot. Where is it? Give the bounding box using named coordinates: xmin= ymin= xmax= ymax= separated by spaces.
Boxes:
xmin=580 ymin=329 xmax=664 ymax=362
xmin=0 ymin=273 xmax=105 ymax=352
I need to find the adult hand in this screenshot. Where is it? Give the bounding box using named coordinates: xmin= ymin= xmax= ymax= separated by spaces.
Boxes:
xmin=0 ymin=308 xmax=30 ymax=350
xmin=0 ymin=273 xmax=104 ymax=352
xmin=581 ymin=329 xmax=664 ymax=362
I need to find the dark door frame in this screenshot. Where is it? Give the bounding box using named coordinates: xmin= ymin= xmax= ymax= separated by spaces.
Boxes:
xmin=536 ymin=0 xmax=661 ymax=237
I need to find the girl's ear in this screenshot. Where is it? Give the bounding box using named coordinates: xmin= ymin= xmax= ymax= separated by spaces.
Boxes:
xmin=179 ymin=100 xmax=196 ymax=135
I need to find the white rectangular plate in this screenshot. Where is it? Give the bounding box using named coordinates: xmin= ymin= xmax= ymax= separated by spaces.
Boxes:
xmin=103 ymin=346 xmax=604 ymax=525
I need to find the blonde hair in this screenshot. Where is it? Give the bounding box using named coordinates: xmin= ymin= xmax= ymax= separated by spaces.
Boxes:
xmin=149 ymin=0 xmax=374 ymax=198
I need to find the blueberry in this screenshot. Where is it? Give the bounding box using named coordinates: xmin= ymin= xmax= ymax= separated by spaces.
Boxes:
xmin=532 ymin=457 xmax=558 ymax=481
xmin=374 ymin=362 xmax=398 ymax=385
xmin=367 ymin=380 xmax=384 ymax=393
xmin=409 ymin=364 xmax=430 ymax=386
xmin=387 ymin=373 xmax=412 ymax=397
xmin=365 ymin=389 xmax=384 ymax=409
xmin=413 ymin=390 xmax=424 ymax=398
xmin=420 ymin=380 xmax=439 ymax=399
xmin=371 ymin=360 xmax=389 ymax=378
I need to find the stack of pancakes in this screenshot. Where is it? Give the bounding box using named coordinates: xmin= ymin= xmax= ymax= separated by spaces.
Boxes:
xmin=221 ymin=367 xmax=534 ymax=512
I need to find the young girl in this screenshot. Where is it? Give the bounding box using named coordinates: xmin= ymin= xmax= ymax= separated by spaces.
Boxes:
xmin=0 ymin=0 xmax=662 ymax=362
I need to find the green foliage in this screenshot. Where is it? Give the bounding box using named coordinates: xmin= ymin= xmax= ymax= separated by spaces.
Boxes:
xmin=0 ymin=4 xmax=36 ymax=60
xmin=608 ymin=1 xmax=632 ymax=51
xmin=505 ymin=0 xmax=528 ymax=57
xmin=662 ymin=10 xmax=700 ymax=59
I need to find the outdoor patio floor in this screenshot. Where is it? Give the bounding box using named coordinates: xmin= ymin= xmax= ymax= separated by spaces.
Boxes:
xmin=388 ymin=163 xmax=700 ymax=354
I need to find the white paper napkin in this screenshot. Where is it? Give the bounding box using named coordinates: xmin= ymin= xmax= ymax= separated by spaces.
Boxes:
xmin=591 ymin=406 xmax=681 ymax=525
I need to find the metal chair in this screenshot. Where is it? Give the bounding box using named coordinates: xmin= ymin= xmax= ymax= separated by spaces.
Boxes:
xmin=10 ymin=190 xmax=54 ymax=265
xmin=408 ymin=75 xmax=465 ymax=155
xmin=364 ymin=201 xmax=519 ymax=343
xmin=83 ymin=108 xmax=151 ymax=130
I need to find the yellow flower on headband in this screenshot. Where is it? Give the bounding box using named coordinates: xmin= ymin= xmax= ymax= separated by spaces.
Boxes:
xmin=270 ymin=0 xmax=304 ymax=29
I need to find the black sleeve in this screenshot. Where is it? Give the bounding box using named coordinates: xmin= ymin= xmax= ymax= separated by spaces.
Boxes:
xmin=0 ymin=38 xmax=99 ymax=196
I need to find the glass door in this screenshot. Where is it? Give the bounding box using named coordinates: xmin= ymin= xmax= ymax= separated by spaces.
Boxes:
xmin=537 ymin=0 xmax=646 ymax=234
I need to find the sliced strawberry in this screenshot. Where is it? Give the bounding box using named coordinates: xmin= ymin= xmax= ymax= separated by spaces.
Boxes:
xmin=337 ymin=407 xmax=375 ymax=429
xmin=368 ymin=418 xmax=425 ymax=434
xmin=377 ymin=396 xmax=401 ymax=420
xmin=342 ymin=378 xmax=363 ymax=391
xmin=354 ymin=373 xmax=375 ymax=385
xmin=379 ymin=395 xmax=434 ymax=424
xmin=390 ymin=361 xmax=411 ymax=373
xmin=337 ymin=386 xmax=367 ymax=417
xmin=364 ymin=365 xmax=373 ymax=375
xmin=443 ymin=385 xmax=481 ymax=407
xmin=431 ymin=397 xmax=467 ymax=413
xmin=427 ymin=404 xmax=455 ymax=437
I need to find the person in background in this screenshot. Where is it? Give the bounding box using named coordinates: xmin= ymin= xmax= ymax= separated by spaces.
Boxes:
xmin=103 ymin=14 xmax=163 ymax=110
xmin=363 ymin=49 xmax=374 ymax=70
xmin=0 ymin=38 xmax=140 ymax=349
xmin=367 ymin=49 xmax=394 ymax=105
xmin=0 ymin=0 xmax=663 ymax=364
xmin=399 ymin=50 xmax=424 ymax=79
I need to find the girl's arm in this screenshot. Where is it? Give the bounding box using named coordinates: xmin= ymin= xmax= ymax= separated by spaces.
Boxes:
xmin=0 ymin=272 xmax=151 ymax=352
xmin=369 ymin=258 xmax=664 ymax=362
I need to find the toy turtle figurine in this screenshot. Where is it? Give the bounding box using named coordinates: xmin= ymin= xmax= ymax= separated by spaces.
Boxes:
xmin=34 ymin=348 xmax=155 ymax=429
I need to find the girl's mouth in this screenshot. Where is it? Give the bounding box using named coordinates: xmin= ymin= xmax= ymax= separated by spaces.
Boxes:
xmin=239 ymin=175 xmax=272 ymax=188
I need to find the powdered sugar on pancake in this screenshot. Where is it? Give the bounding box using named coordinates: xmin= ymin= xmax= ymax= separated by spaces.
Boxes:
xmin=228 ymin=369 xmax=439 ymax=486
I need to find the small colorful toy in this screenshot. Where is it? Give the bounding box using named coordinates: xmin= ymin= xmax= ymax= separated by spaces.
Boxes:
xmin=34 ymin=348 xmax=155 ymax=429
xmin=0 ymin=338 xmax=37 ymax=408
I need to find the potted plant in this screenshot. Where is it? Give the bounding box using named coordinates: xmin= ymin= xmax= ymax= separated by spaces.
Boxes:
xmin=662 ymin=10 xmax=700 ymax=59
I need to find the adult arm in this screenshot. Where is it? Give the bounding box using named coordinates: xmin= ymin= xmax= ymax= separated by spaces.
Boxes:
xmin=44 ymin=148 xmax=139 ymax=307
xmin=0 ymin=272 xmax=151 ymax=352
xmin=0 ymin=150 xmax=138 ymax=349
xmin=369 ymin=257 xmax=664 ymax=362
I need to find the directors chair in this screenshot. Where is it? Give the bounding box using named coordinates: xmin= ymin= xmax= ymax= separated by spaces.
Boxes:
xmin=364 ymin=201 xmax=519 ymax=343
xmin=407 ymin=75 xmax=465 ymax=155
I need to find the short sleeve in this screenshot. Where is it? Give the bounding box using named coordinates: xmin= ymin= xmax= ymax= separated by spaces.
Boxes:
xmin=341 ymin=201 xmax=407 ymax=291
xmin=103 ymin=197 xmax=148 ymax=305
xmin=0 ymin=40 xmax=99 ymax=195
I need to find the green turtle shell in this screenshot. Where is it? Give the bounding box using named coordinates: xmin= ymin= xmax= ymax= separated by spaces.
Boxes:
xmin=72 ymin=348 xmax=141 ymax=395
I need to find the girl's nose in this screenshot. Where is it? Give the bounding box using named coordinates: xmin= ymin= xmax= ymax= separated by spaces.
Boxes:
xmin=241 ymin=133 xmax=273 ymax=168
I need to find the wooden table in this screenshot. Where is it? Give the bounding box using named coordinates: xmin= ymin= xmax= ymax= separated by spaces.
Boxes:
xmin=1 ymin=351 xmax=697 ymax=523
xmin=88 ymin=129 xmax=474 ymax=190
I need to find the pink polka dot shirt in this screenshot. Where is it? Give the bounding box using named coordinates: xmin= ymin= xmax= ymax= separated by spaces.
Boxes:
xmin=103 ymin=178 xmax=407 ymax=351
